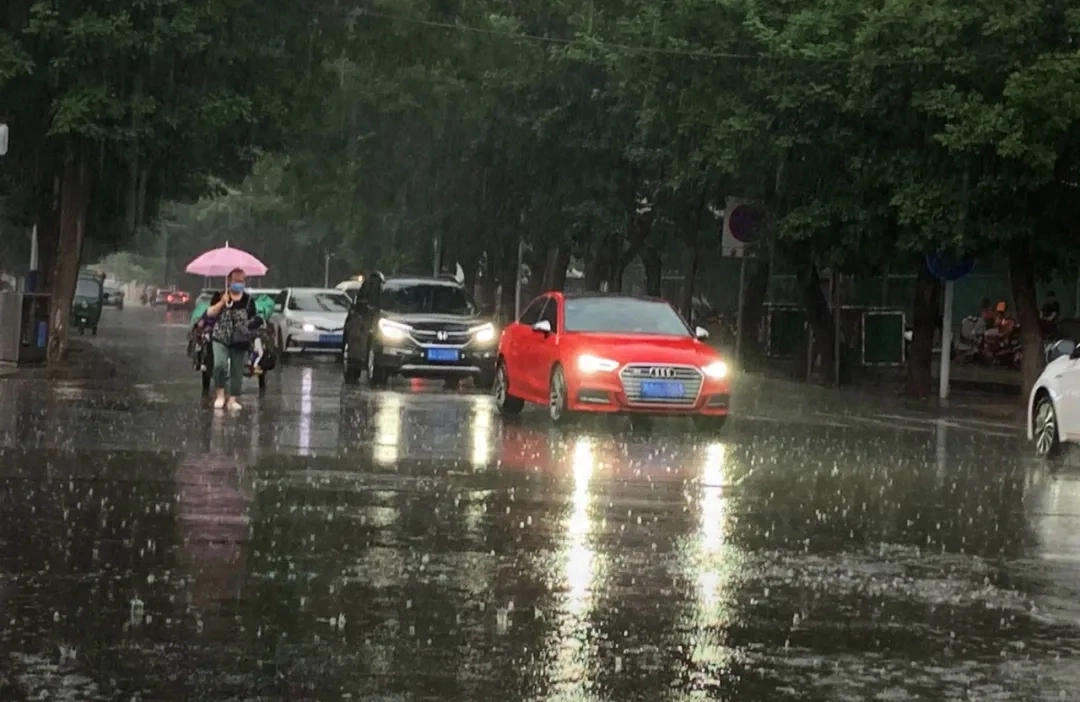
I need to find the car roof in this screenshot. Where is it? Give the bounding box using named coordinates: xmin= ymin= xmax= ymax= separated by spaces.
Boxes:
xmin=286 ymin=287 xmax=348 ymax=294
xmin=559 ymin=291 xmax=668 ymax=303
xmin=382 ymin=276 xmax=463 ymax=287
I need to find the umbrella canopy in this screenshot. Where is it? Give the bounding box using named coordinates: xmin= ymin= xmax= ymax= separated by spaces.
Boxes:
xmin=185 ymin=243 xmax=268 ymax=277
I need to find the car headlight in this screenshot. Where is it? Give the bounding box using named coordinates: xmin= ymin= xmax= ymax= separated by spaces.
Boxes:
xmin=302 ymin=323 xmax=316 ymax=332
xmin=577 ymin=354 xmax=619 ymax=373
xmin=702 ymin=361 xmax=729 ymax=379
xmin=378 ymin=318 xmax=411 ymax=341
xmin=470 ymin=322 xmax=496 ymax=344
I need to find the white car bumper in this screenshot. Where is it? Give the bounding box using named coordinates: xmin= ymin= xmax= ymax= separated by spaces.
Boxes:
xmin=282 ymin=327 xmax=344 ymax=353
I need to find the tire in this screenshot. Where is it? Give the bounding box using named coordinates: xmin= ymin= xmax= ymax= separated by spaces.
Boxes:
xmin=693 ymin=415 xmax=728 ymax=433
xmin=366 ymin=341 xmax=389 ymax=388
xmin=494 ymin=361 xmax=524 ymax=417
xmin=91 ymin=326 xmax=98 ymax=336
xmin=342 ymin=341 xmax=362 ymax=385
xmin=1034 ymin=395 xmax=1062 ymax=458
xmin=201 ymin=371 xmax=212 ymax=393
xmin=548 ymin=364 xmax=574 ymax=425
xmin=77 ymin=326 xmax=85 ymax=336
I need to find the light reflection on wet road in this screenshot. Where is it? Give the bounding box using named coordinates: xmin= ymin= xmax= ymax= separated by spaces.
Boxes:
xmin=1 ymin=308 xmax=1080 ymax=700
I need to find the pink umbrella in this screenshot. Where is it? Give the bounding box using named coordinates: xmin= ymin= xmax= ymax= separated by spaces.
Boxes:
xmin=185 ymin=243 xmax=268 ymax=277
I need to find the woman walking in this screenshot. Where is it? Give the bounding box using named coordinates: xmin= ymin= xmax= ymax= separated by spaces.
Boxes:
xmin=204 ymin=268 xmax=262 ymax=411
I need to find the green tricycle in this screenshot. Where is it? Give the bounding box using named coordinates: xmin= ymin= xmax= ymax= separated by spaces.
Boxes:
xmin=72 ymin=271 xmax=104 ymax=335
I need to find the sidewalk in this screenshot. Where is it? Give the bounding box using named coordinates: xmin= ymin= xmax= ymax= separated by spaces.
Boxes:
xmin=733 ymin=372 xmax=1025 ymax=427
xmin=0 ymin=339 xmax=118 ymax=381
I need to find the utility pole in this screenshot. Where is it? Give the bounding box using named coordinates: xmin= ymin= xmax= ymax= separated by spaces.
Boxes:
xmin=324 ymin=251 xmax=331 ymax=288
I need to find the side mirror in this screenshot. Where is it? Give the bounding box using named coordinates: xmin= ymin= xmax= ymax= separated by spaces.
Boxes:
xmin=532 ymin=320 xmax=552 ymax=334
xmin=695 ymin=326 xmax=710 ymax=340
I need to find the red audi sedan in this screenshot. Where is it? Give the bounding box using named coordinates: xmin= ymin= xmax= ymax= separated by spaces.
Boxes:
xmin=493 ymin=292 xmax=731 ymax=430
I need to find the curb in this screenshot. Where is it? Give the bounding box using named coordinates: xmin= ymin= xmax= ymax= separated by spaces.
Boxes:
xmin=0 ymin=340 xmax=118 ymax=381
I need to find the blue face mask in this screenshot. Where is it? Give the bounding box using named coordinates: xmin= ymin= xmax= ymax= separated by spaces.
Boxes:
xmin=230 ymin=282 xmax=245 ymax=294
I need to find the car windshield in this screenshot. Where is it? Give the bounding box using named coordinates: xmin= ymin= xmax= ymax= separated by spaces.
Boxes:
xmin=381 ymin=282 xmax=476 ymax=315
xmin=75 ymin=279 xmax=100 ymax=298
xmin=564 ymin=298 xmax=691 ymax=336
xmin=287 ymin=291 xmax=351 ymax=312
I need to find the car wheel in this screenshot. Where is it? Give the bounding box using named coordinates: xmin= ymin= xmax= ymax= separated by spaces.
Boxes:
xmin=549 ymin=364 xmax=574 ymax=425
xmin=1034 ymin=396 xmax=1062 ymax=458
xmin=342 ymin=342 xmax=362 ymax=385
xmin=91 ymin=326 xmax=98 ymax=336
xmin=494 ymin=362 xmax=524 ymax=417
xmin=693 ymin=415 xmax=728 ymax=433
xmin=367 ymin=341 xmax=389 ymax=388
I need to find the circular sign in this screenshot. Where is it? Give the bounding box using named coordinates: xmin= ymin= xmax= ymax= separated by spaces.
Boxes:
xmin=728 ymin=204 xmax=765 ymax=244
xmin=926 ymin=253 xmax=974 ymax=282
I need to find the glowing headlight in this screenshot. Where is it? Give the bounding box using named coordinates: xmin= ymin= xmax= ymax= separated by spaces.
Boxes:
xmin=577 ymin=354 xmax=619 ymax=373
xmin=378 ymin=318 xmax=411 ymax=341
xmin=470 ymin=322 xmax=496 ymax=344
xmin=301 ymin=323 xmax=316 ymax=333
xmin=702 ymin=361 xmax=729 ymax=379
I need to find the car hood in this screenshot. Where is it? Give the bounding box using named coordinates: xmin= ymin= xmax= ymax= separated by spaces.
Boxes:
xmin=382 ymin=312 xmax=487 ymax=327
xmin=567 ymin=333 xmax=722 ymax=366
xmin=288 ymin=311 xmax=347 ymax=329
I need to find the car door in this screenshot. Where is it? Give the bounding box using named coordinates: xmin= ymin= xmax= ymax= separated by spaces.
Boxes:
xmin=531 ymin=297 xmax=561 ymax=394
xmin=1056 ymin=353 xmax=1080 ymax=439
xmin=271 ymin=290 xmax=289 ymax=342
xmin=517 ymin=296 xmax=556 ymax=398
xmin=504 ymin=296 xmax=547 ymax=400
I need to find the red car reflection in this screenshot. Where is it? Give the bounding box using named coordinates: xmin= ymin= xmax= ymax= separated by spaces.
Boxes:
xmin=494 ymin=293 xmax=731 ymax=430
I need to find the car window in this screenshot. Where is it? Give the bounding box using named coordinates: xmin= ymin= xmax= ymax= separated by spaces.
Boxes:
xmin=518 ymin=297 xmax=546 ymax=326
xmin=75 ymin=279 xmax=100 ymax=298
xmin=563 ymin=298 xmax=691 ymax=336
xmin=538 ymin=297 xmax=558 ymax=330
xmin=287 ymin=291 xmax=352 ymax=312
xmin=380 ymin=282 xmax=476 ymax=315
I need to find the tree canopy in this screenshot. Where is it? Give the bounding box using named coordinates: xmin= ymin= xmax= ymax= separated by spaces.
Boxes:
xmin=3 ymin=0 xmax=1079 ymax=392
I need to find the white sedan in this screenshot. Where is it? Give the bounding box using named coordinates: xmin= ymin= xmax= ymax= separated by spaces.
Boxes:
xmin=272 ymin=288 xmax=352 ymax=356
xmin=1029 ymin=339 xmax=1080 ymax=457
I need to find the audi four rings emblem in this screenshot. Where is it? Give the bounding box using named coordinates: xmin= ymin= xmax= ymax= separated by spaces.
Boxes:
xmin=437 ymin=331 xmax=448 ymax=341
xmin=647 ymin=367 xmax=676 ymax=378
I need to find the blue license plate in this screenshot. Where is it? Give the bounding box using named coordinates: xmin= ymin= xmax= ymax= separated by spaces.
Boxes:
xmin=426 ymin=348 xmax=460 ymax=362
xmin=319 ymin=334 xmax=342 ymax=344
xmin=640 ymin=380 xmax=684 ymax=398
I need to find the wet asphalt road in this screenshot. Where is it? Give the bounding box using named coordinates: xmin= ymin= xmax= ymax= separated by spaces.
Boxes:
xmin=1 ymin=307 xmax=1080 ymax=701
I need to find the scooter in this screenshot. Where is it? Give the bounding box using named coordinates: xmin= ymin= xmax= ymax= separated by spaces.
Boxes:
xmin=189 ymin=326 xmax=275 ymax=393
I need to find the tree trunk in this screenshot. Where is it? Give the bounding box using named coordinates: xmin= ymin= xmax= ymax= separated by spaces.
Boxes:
xmin=797 ymin=263 xmax=836 ymax=382
xmin=1008 ymin=239 xmax=1045 ymax=400
xmin=740 ymin=259 xmax=772 ymax=369
xmin=903 ymin=262 xmax=942 ymax=398
xmin=681 ymin=185 xmax=710 ymax=320
xmin=46 ymin=153 xmax=91 ymax=364
xmin=642 ymin=246 xmax=662 ymax=297
xmin=547 ymin=246 xmax=570 ymax=291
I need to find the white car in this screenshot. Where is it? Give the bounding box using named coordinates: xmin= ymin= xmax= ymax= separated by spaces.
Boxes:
xmin=272 ymin=288 xmax=352 ymax=356
xmin=1029 ymin=339 xmax=1080 ymax=457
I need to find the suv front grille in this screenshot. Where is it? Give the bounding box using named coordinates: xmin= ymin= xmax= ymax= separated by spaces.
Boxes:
xmin=409 ymin=329 xmax=472 ymax=346
xmin=619 ymin=364 xmax=703 ymax=406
